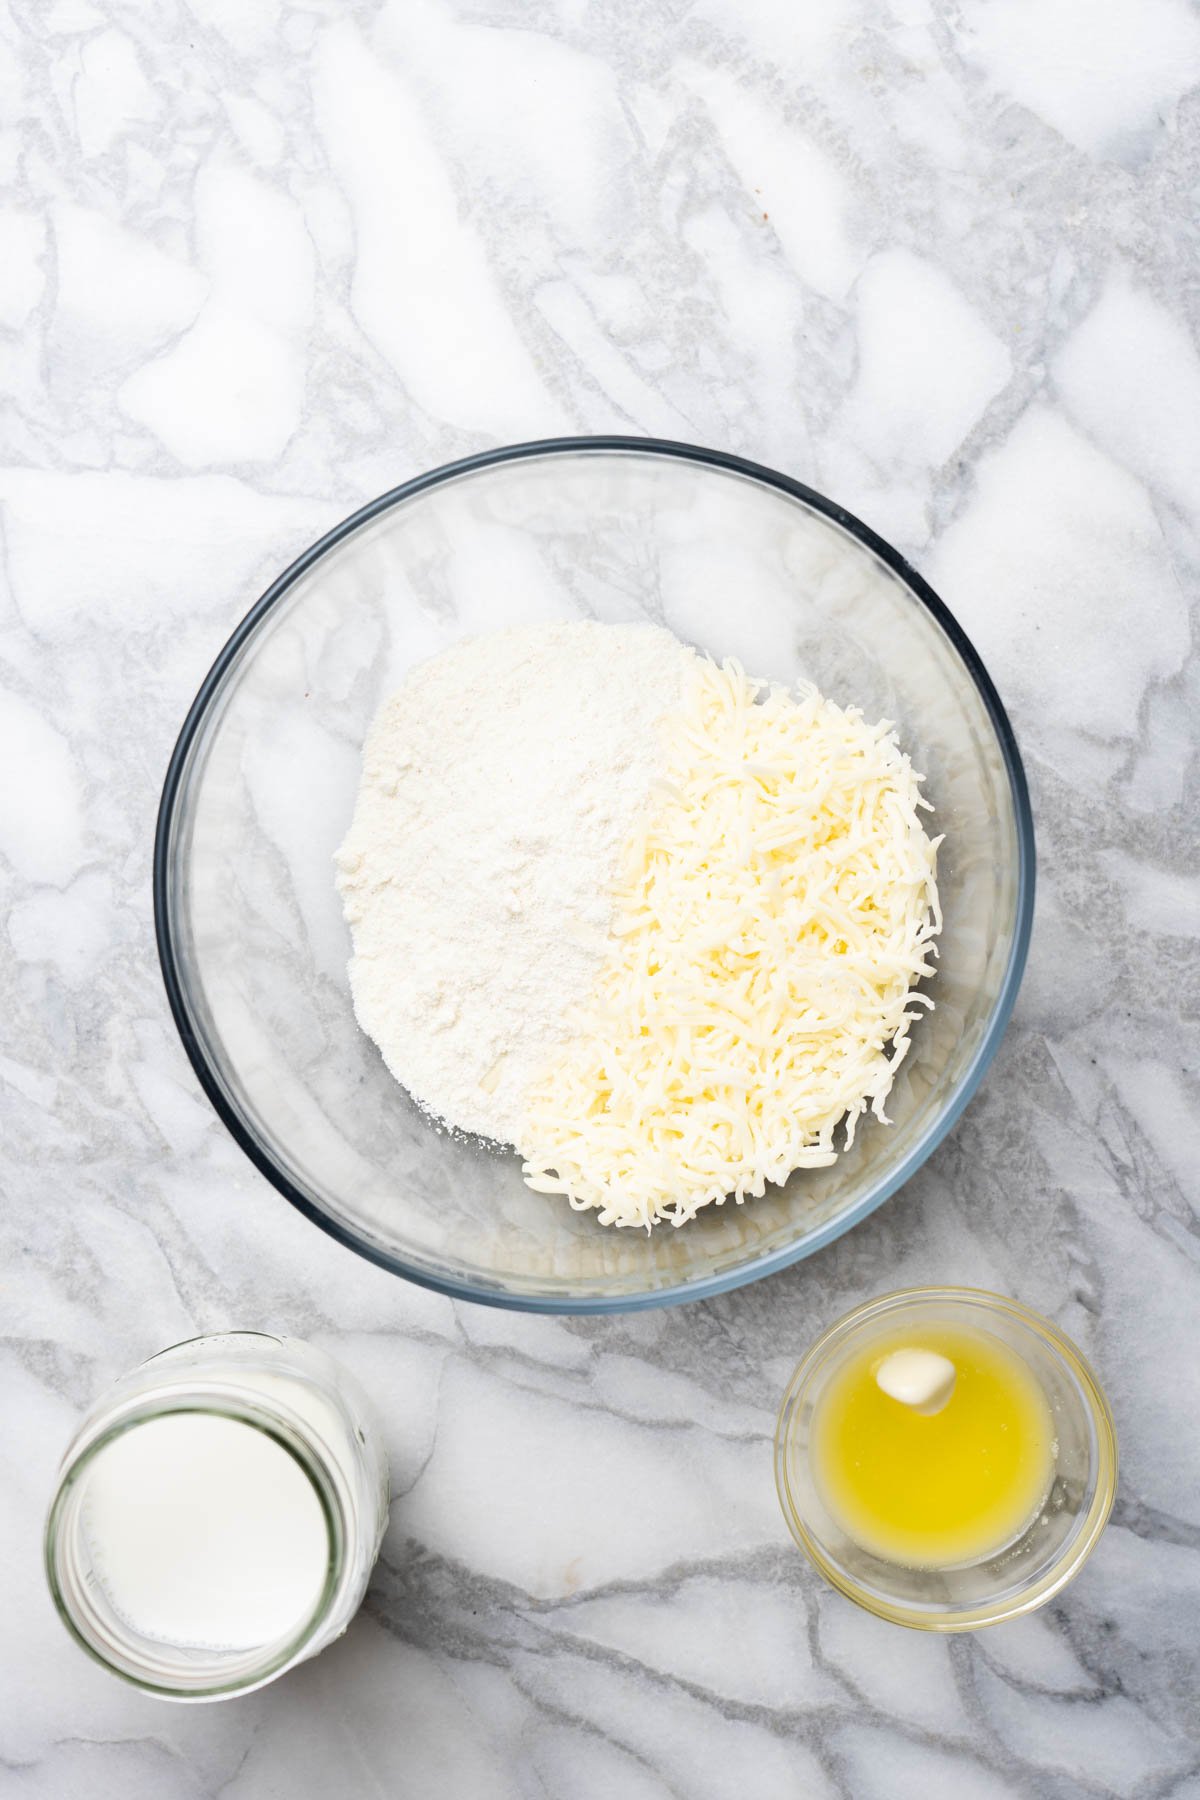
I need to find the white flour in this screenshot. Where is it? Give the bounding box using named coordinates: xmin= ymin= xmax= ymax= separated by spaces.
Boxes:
xmin=336 ymin=621 xmax=690 ymax=1143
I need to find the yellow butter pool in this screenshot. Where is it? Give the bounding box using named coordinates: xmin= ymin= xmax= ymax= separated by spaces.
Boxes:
xmin=812 ymin=1323 xmax=1056 ymax=1569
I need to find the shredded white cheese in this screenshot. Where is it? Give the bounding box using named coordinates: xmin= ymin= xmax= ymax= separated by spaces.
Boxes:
xmin=519 ymin=658 xmax=942 ymax=1229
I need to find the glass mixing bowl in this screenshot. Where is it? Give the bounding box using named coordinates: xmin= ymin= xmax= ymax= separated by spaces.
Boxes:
xmin=155 ymin=439 xmax=1034 ymax=1312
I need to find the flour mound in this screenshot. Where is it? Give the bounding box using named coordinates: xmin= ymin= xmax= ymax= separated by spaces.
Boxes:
xmin=336 ymin=622 xmax=689 ymax=1142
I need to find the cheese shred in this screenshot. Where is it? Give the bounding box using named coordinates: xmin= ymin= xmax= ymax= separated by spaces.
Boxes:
xmin=519 ymin=658 xmax=942 ymax=1229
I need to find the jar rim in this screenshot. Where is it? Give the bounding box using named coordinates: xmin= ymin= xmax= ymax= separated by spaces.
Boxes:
xmin=44 ymin=1389 xmax=346 ymax=1699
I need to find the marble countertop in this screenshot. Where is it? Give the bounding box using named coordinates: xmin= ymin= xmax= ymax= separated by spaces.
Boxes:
xmin=4 ymin=1 xmax=1199 ymax=1795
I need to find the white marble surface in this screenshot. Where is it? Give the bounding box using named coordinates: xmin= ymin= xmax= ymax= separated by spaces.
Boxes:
xmin=3 ymin=0 xmax=1199 ymax=1794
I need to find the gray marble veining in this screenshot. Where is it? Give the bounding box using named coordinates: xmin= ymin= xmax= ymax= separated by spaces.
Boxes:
xmin=2 ymin=0 xmax=1198 ymax=1795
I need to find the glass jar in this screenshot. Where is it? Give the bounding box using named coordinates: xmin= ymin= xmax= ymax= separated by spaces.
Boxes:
xmin=775 ymin=1288 xmax=1117 ymax=1630
xmin=45 ymin=1332 xmax=390 ymax=1699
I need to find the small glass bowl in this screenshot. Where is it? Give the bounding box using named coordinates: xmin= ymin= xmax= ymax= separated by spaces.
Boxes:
xmin=774 ymin=1288 xmax=1117 ymax=1630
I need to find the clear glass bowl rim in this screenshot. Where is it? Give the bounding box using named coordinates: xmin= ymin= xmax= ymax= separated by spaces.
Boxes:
xmin=773 ymin=1286 xmax=1118 ymax=1630
xmin=153 ymin=435 xmax=1037 ymax=1314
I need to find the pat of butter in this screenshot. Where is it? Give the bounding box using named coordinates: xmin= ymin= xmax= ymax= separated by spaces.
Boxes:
xmin=875 ymin=1347 xmax=957 ymax=1416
